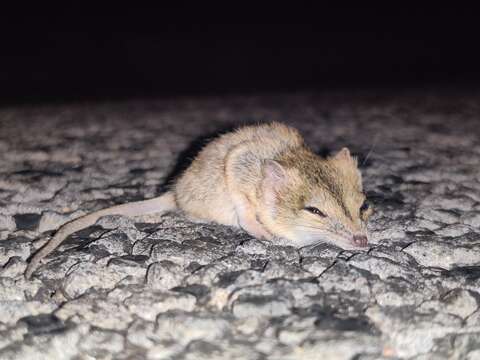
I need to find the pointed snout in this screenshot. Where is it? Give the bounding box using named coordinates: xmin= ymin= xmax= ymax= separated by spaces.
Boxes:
xmin=353 ymin=234 xmax=368 ymax=247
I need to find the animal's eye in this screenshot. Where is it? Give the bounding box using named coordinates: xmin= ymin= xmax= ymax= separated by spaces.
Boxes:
xmin=304 ymin=206 xmax=327 ymax=217
xmin=360 ymin=200 xmax=370 ymax=213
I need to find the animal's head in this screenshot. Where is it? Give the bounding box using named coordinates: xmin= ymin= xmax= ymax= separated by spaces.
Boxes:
xmin=260 ymin=147 xmax=373 ymax=249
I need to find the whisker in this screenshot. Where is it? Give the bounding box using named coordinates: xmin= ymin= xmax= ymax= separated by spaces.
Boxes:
xmin=300 ymin=240 xmax=324 ymax=250
xmin=291 ymin=224 xmax=329 ymax=231
xmin=361 ymin=133 xmax=379 ymax=166
xmin=293 ymin=224 xmax=352 ymax=239
xmin=279 ymin=219 xmax=347 ymax=233
xmin=275 ymin=215 xmax=355 ymax=242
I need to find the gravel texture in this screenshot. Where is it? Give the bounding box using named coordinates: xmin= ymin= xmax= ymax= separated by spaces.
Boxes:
xmin=1 ymin=93 xmax=480 ymax=359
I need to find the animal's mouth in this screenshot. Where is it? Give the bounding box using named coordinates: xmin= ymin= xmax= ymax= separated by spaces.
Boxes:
xmin=324 ymin=231 xmax=369 ymax=250
xmin=296 ymin=232 xmax=369 ymax=251
xmin=292 ymin=226 xmax=370 ymax=250
xmin=324 ymin=230 xmax=369 ymax=249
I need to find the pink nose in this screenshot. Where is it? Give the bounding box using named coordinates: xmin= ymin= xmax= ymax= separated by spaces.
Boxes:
xmin=353 ymin=235 xmax=368 ymax=247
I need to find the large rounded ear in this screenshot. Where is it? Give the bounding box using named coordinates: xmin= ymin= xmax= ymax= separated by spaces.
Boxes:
xmin=261 ymin=160 xmax=287 ymax=209
xmin=262 ymin=160 xmax=287 ymax=190
xmin=329 ymin=147 xmax=358 ymax=168
xmin=329 ymin=147 xmax=362 ymax=190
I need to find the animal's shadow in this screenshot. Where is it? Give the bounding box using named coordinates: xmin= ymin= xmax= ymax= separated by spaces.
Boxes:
xmin=159 ymin=123 xmax=240 ymax=192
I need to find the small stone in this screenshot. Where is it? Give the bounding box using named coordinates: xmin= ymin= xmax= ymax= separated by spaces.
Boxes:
xmin=0 ymin=236 xmax=32 ymax=266
xmin=416 ymin=208 xmax=459 ymax=225
xmin=146 ymin=261 xmax=186 ymax=290
xmin=149 ymin=241 xmax=222 ymax=267
xmin=224 ymin=270 xmax=265 ymax=289
xmin=404 ymin=241 xmax=480 ymax=269
xmin=0 ymin=256 xmax=26 ymax=278
xmin=56 ymin=295 xmax=133 ymax=331
xmin=301 ymin=256 xmax=333 ymax=276
xmin=267 ymin=245 xmax=300 ymax=263
xmin=349 ymin=254 xmax=419 ymax=282
xmin=107 ymin=256 xmax=147 ymax=279
xmin=235 ymin=239 xmax=267 ymax=255
xmin=408 ymin=218 xmax=441 ymax=231
xmin=298 ymin=243 xmax=342 ymax=259
xmin=62 ymin=262 xmax=125 ymax=298
xmin=0 ymin=214 xmax=16 ymax=231
xmin=207 ymin=288 xmax=231 ymax=310
xmin=78 ymin=328 xmax=125 ymax=356
xmin=93 ymin=231 xmax=132 ymax=256
xmin=0 ymin=300 xmax=56 ymax=325
xmin=154 ymin=312 xmax=231 ymax=345
xmin=126 ymin=320 xmax=158 ymax=349
xmin=442 ymin=289 xmax=479 ymax=319
xmin=234 ymin=316 xmax=263 ymax=336
xmin=0 ymin=277 xmax=26 ymax=301
xmin=435 ymin=224 xmax=471 ymax=237
xmin=461 ymin=211 xmax=480 ymax=228
xmin=375 ymin=292 xmax=408 ymax=307
xmin=124 ymin=290 xmax=196 ymax=321
xmin=146 ymin=342 xmax=181 ymax=360
xmin=366 ymin=305 xmax=463 ymax=358
xmin=38 ymin=211 xmax=76 ymax=233
xmin=277 ymin=327 xmax=312 ymax=346
xmin=467 ymin=350 xmax=480 ymax=360
xmin=232 ymin=296 xmax=291 ymax=318
xmin=262 ymin=260 xmax=310 ymax=280
xmin=422 ymin=194 xmax=475 ymax=212
xmin=96 ymin=214 xmax=136 ymax=230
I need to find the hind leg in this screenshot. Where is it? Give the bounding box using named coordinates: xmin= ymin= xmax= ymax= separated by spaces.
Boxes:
xmin=178 ymin=192 xmax=240 ymax=228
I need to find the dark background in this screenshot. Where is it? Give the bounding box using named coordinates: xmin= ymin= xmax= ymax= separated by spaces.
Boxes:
xmin=1 ymin=12 xmax=479 ymax=106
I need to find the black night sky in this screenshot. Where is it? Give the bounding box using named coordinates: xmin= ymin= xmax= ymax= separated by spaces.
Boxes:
xmin=0 ymin=10 xmax=479 ymax=105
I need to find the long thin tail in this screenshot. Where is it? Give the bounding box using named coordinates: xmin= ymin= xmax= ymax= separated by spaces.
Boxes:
xmin=25 ymin=191 xmax=176 ymax=279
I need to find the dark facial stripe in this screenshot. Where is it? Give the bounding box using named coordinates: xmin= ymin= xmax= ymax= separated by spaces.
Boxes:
xmin=314 ymin=169 xmax=353 ymax=221
xmin=328 ymin=182 xmax=353 ymax=221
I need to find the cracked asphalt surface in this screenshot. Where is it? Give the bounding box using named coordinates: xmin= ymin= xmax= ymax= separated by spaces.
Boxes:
xmin=1 ymin=93 xmax=480 ymax=359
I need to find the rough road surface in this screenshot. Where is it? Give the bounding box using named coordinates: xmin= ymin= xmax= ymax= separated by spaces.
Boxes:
xmin=1 ymin=93 xmax=480 ymax=359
